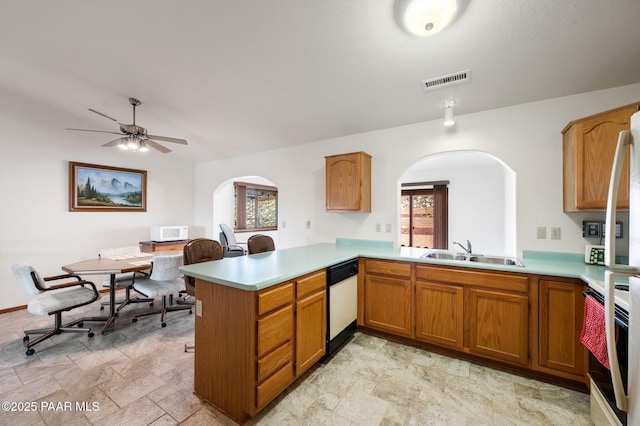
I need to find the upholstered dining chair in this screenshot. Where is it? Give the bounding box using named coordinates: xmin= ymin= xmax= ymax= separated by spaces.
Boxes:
xmin=131 ymin=254 xmax=191 ymax=327
xmin=182 ymin=238 xmax=224 ymax=351
xmin=247 ymin=234 xmax=275 ymax=254
xmin=12 ymin=262 xmax=101 ymax=356
xmin=219 ymin=223 xmax=246 ymax=257
xmin=98 ymin=246 xmax=152 ymax=313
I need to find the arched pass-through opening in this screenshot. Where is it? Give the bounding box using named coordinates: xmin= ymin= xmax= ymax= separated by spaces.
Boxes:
xmin=398 ymin=150 xmax=516 ymax=256
xmin=212 ymin=175 xmax=279 ymax=247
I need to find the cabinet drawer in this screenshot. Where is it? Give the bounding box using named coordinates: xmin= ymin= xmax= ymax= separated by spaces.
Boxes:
xmin=256 ymin=360 xmax=294 ymax=410
xmin=418 ymin=265 xmax=528 ymax=293
xmin=257 ymin=282 xmax=293 ymax=316
xmin=257 ymin=342 xmax=292 ymax=383
xmin=297 ymin=271 xmax=326 ymax=299
xmin=365 ymin=259 xmax=411 ymax=278
xmin=257 ymin=305 xmax=293 ymax=357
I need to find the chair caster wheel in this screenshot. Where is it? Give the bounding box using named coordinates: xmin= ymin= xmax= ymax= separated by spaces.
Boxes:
xmin=88 ymin=332 xmax=95 ymax=338
xmin=77 ymin=322 xmax=83 ymax=327
xmin=100 ymin=306 xmax=105 ymax=311
xmin=189 ymin=310 xmax=193 ymax=315
xmin=161 ymin=322 xmax=166 ymax=328
xmin=26 ymin=348 xmax=35 ymax=356
xmin=23 ymin=336 xmax=29 ymax=343
xmin=150 ymin=303 xmax=154 ymax=307
xmin=115 ymin=313 xmax=119 ymax=317
xmin=132 ymin=318 xmax=138 ymax=323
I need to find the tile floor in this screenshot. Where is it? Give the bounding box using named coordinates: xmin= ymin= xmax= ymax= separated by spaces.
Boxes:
xmin=0 ymin=293 xmax=593 ymax=425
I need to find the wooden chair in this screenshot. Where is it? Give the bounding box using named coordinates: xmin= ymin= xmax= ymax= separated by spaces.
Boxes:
xmin=182 ymin=238 xmax=224 ymax=351
xmin=12 ymin=263 xmax=101 ymax=355
xmin=247 ymin=234 xmax=275 ymax=254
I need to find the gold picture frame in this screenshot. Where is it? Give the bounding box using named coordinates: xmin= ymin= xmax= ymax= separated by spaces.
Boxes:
xmin=69 ymin=162 xmax=147 ymax=212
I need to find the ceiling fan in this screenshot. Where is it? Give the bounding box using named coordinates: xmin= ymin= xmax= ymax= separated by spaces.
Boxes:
xmin=66 ymin=97 xmax=188 ymax=153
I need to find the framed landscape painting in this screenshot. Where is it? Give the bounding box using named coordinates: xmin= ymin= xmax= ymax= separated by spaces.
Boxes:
xmin=69 ymin=162 xmax=147 ymax=212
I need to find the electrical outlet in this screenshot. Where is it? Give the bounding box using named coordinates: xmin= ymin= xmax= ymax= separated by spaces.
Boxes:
xmin=583 ymin=221 xmax=601 ymax=238
xmin=385 ymin=224 xmax=391 ymax=233
xmin=550 ymin=227 xmax=561 ymax=240
xmin=600 ymin=221 xmax=624 ymax=238
xmin=536 ymin=227 xmax=546 ymax=239
xmin=375 ymin=223 xmax=381 ymax=232
xmin=196 ymin=299 xmax=202 ymax=317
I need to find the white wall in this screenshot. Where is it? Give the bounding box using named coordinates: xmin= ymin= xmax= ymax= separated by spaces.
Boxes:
xmin=3 ymin=83 xmax=638 ymax=310
xmin=193 ymin=83 xmax=640 ymax=257
xmin=0 ymin=89 xmax=196 ymax=310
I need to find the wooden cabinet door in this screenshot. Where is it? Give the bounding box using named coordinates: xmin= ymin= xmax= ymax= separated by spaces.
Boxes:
xmin=295 ymin=290 xmax=326 ymax=376
xmin=363 ymin=274 xmax=412 ymax=337
xmin=468 ymin=288 xmax=528 ymax=366
xmin=563 ymin=102 xmax=639 ymax=211
xmin=537 ymin=279 xmax=587 ymax=378
xmin=415 ymin=281 xmax=463 ymax=349
xmin=325 ymin=151 xmax=371 ymax=212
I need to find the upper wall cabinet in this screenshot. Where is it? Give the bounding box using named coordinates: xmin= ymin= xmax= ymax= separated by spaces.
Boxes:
xmin=325 ymin=151 xmax=371 ymax=212
xmin=562 ymin=102 xmax=640 ymax=212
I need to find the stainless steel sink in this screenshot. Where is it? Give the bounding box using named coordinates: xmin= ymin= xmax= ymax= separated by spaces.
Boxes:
xmin=421 ymin=252 xmax=467 ymax=261
xmin=468 ymin=255 xmax=524 ymax=267
xmin=421 ymin=251 xmax=524 ymax=267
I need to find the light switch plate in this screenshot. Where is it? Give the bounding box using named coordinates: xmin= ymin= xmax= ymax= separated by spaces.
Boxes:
xmin=536 ymin=227 xmax=546 ymax=239
xmin=196 ymin=299 xmax=202 ymax=317
xmin=550 ymin=227 xmax=561 ymax=240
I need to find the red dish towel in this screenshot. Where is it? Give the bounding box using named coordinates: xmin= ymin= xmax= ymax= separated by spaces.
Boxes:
xmin=580 ymin=295 xmax=618 ymax=370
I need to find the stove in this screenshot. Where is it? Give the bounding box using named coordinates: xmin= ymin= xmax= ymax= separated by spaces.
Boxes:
xmin=584 ymin=277 xmax=630 ymax=312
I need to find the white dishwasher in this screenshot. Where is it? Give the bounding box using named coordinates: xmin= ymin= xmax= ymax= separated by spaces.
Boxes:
xmin=326 ymin=258 xmax=358 ymax=357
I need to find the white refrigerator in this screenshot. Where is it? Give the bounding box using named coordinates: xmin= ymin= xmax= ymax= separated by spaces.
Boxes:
xmin=604 ymin=110 xmax=640 ymax=424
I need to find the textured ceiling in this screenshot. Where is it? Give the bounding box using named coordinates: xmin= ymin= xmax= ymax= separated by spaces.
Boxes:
xmin=2 ymin=0 xmax=640 ymax=163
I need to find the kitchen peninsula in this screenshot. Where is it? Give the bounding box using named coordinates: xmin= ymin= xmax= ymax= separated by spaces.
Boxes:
xmin=180 ymin=239 xmax=608 ymax=424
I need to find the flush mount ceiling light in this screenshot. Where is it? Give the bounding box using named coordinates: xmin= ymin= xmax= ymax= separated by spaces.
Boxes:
xmin=399 ymin=0 xmax=459 ymax=36
xmin=443 ymin=99 xmax=456 ymax=126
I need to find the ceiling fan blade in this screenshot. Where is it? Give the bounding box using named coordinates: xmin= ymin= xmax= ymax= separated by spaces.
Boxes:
xmin=145 ymin=139 xmax=172 ymax=153
xmin=147 ymin=134 xmax=188 ymax=145
xmin=88 ymin=108 xmax=117 ymax=122
xmin=66 ymin=128 xmax=123 ymax=135
xmin=102 ymin=138 xmax=125 ymax=147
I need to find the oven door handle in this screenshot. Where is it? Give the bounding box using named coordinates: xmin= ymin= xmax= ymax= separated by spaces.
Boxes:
xmin=604 ymin=270 xmax=632 ymax=412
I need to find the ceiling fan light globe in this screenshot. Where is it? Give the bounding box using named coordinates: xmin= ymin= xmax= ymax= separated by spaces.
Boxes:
xmin=126 ymin=137 xmax=138 ymax=150
xmin=139 ymin=141 xmax=149 ymax=152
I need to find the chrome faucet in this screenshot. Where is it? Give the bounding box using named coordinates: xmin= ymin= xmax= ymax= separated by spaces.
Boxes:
xmin=453 ymin=240 xmax=472 ymax=254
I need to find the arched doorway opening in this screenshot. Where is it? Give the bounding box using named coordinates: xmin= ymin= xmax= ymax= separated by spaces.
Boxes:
xmin=398 ymin=150 xmax=516 ymax=256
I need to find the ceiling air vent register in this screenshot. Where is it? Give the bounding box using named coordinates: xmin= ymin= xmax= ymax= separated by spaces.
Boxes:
xmin=421 ymin=69 xmax=470 ymax=91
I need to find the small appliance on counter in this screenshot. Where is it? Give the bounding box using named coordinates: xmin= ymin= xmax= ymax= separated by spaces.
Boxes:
xmin=150 ymin=225 xmax=189 ymax=242
xmin=585 ymin=245 xmax=605 ymax=265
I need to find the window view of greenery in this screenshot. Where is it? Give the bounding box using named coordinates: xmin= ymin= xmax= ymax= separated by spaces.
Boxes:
xmin=234 ymin=182 xmax=278 ymax=231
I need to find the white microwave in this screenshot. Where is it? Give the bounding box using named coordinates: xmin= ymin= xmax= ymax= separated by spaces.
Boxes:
xmin=150 ymin=225 xmax=188 ymax=242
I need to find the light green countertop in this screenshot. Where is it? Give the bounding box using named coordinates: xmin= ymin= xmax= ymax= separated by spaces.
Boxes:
xmin=179 ymin=239 xmax=610 ymax=291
